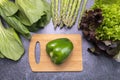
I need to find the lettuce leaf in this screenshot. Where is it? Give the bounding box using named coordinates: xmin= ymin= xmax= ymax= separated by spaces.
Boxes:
xmin=114 ymin=51 xmax=120 ymax=62
xmin=92 ymin=0 xmax=120 ymax=41
xmin=91 ymin=0 xmax=120 ymax=62
xmin=15 ymin=0 xmax=51 ymax=29
xmin=0 ymin=8 xmax=31 ymax=39
xmin=0 ymin=0 xmax=18 ymax=16
xmin=0 ymin=53 xmax=5 ymax=58
xmin=0 ymin=20 xmax=24 ymax=61
xmin=0 ymin=0 xmax=31 ymax=39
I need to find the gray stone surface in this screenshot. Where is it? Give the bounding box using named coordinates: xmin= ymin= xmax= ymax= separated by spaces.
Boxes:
xmin=0 ymin=0 xmax=120 ymax=80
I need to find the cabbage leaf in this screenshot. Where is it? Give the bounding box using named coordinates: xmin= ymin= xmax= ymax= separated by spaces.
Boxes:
xmin=15 ymin=0 xmax=50 ymax=26
xmin=0 ymin=20 xmax=24 ymax=61
xmin=15 ymin=0 xmax=51 ymax=31
xmin=0 ymin=0 xmax=31 ymax=39
xmin=0 ymin=0 xmax=18 ymax=16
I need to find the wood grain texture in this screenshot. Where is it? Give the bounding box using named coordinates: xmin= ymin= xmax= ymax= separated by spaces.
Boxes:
xmin=29 ymin=34 xmax=83 ymax=72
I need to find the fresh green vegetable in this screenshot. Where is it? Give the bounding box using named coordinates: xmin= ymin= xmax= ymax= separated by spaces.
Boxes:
xmin=0 ymin=20 xmax=24 ymax=60
xmin=52 ymin=0 xmax=87 ymax=28
xmin=80 ymin=0 xmax=120 ymax=62
xmin=0 ymin=0 xmax=31 ymax=39
xmin=52 ymin=0 xmax=55 ymax=27
xmin=67 ymin=0 xmax=78 ymax=27
xmin=52 ymin=0 xmax=59 ymax=28
xmin=61 ymin=0 xmax=69 ymax=24
xmin=0 ymin=53 xmax=4 ymax=58
xmin=46 ymin=38 xmax=73 ymax=65
xmin=55 ymin=0 xmax=60 ymax=27
xmin=0 ymin=10 xmax=31 ymax=39
xmin=70 ymin=0 xmax=81 ymax=27
xmin=59 ymin=0 xmax=64 ymax=28
xmin=0 ymin=0 xmax=18 ymax=16
xmin=60 ymin=0 xmax=70 ymax=28
xmin=92 ymin=0 xmax=120 ymax=62
xmin=114 ymin=50 xmax=120 ymax=62
xmin=78 ymin=0 xmax=88 ymax=29
xmin=64 ymin=0 xmax=73 ymax=26
xmin=93 ymin=0 xmax=120 ymax=41
xmin=15 ymin=0 xmax=51 ymax=31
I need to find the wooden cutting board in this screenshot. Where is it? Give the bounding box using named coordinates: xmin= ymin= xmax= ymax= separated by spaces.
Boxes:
xmin=29 ymin=34 xmax=83 ymax=72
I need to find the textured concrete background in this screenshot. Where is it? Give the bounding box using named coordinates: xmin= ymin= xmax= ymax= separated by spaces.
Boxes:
xmin=0 ymin=0 xmax=120 ymax=80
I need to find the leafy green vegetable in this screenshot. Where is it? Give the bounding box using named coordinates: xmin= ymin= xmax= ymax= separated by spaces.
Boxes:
xmin=113 ymin=42 xmax=120 ymax=62
xmin=0 ymin=53 xmax=5 ymax=58
xmin=0 ymin=0 xmax=31 ymax=39
xmin=93 ymin=0 xmax=120 ymax=41
xmin=52 ymin=0 xmax=56 ymax=27
xmin=80 ymin=0 xmax=120 ymax=62
xmin=0 ymin=20 xmax=24 ymax=61
xmin=0 ymin=0 xmax=18 ymax=16
xmin=114 ymin=51 xmax=120 ymax=62
xmin=94 ymin=0 xmax=120 ymax=62
xmin=15 ymin=0 xmax=51 ymax=31
xmin=80 ymin=7 xmax=120 ymax=62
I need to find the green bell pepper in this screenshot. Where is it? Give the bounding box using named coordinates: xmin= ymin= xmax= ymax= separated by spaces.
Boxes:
xmin=46 ymin=38 xmax=74 ymax=65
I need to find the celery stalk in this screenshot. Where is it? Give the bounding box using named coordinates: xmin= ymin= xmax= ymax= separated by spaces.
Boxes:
xmin=64 ymin=0 xmax=73 ymax=26
xmin=67 ymin=0 xmax=78 ymax=27
xmin=78 ymin=0 xmax=88 ymax=29
xmin=54 ymin=0 xmax=60 ymax=28
xmin=61 ymin=0 xmax=69 ymax=23
xmin=59 ymin=0 xmax=64 ymax=28
xmin=69 ymin=0 xmax=82 ymax=27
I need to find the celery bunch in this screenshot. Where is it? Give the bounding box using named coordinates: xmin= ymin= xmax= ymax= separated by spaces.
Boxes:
xmin=51 ymin=0 xmax=88 ymax=29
